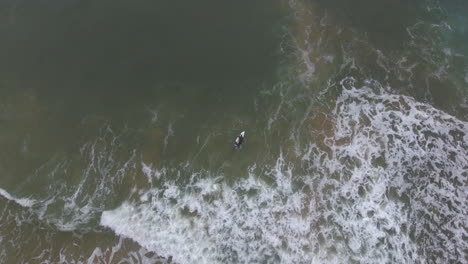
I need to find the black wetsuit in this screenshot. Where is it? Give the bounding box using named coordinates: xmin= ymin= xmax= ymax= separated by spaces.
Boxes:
xmin=235 ymin=136 xmax=244 ymax=148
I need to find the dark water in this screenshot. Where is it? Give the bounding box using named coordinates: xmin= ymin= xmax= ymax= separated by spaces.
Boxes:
xmin=0 ymin=0 xmax=467 ymax=263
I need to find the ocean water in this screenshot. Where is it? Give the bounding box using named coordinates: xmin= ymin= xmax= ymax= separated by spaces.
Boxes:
xmin=0 ymin=0 xmax=467 ymax=263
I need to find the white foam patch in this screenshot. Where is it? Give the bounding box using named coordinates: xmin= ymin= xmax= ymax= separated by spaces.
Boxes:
xmin=0 ymin=187 xmax=36 ymax=208
xmin=102 ymin=155 xmax=320 ymax=264
xmin=314 ymin=83 xmax=468 ymax=263
xmin=101 ymin=83 xmax=468 ymax=263
xmin=141 ymin=162 xmax=157 ymax=185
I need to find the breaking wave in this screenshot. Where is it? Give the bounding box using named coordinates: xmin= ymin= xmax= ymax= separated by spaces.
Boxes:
xmin=101 ymin=83 xmax=467 ymax=263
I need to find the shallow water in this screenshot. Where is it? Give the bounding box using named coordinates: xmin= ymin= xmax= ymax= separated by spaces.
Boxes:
xmin=0 ymin=0 xmax=467 ymax=263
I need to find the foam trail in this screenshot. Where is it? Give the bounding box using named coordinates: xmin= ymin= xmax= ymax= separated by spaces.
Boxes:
xmin=0 ymin=120 xmax=140 ymax=232
xmin=0 ymin=187 xmax=36 ymax=208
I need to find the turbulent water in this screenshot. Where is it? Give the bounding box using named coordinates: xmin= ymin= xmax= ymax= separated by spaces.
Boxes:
xmin=0 ymin=0 xmax=467 ymax=263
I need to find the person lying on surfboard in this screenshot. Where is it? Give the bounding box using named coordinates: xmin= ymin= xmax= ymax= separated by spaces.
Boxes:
xmin=234 ymin=131 xmax=245 ymax=148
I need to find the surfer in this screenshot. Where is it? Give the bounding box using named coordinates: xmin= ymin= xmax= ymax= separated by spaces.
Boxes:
xmin=234 ymin=131 xmax=245 ymax=149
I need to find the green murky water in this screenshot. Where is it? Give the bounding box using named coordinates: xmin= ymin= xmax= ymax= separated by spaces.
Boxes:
xmin=0 ymin=0 xmax=467 ymax=263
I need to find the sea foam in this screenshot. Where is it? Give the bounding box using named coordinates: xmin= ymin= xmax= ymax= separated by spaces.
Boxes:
xmin=101 ymin=85 xmax=467 ymax=263
xmin=0 ymin=188 xmax=36 ymax=208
